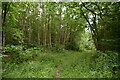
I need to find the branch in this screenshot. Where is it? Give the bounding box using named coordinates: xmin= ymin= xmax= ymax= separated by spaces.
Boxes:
xmin=81 ymin=2 xmax=96 ymax=15
xmin=80 ymin=2 xmax=98 ymax=37
xmin=79 ymin=5 xmax=96 ymax=36
xmin=2 ymin=3 xmax=11 ymax=26
xmin=93 ymin=3 xmax=103 ymax=20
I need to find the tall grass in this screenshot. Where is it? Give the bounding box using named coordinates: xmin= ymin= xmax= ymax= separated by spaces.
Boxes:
xmin=2 ymin=50 xmax=119 ymax=78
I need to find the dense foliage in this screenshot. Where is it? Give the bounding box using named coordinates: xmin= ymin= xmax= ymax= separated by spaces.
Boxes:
xmin=2 ymin=50 xmax=120 ymax=78
xmin=1 ymin=2 xmax=120 ymax=78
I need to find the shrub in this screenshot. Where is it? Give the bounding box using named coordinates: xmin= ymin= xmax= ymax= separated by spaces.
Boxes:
xmin=51 ymin=44 xmax=65 ymax=53
xmin=3 ymin=45 xmax=22 ymax=54
xmin=94 ymin=51 xmax=119 ymax=78
xmin=4 ymin=27 xmax=23 ymax=45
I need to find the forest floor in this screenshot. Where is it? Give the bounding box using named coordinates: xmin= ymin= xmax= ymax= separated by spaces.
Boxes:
xmin=2 ymin=50 xmax=119 ymax=78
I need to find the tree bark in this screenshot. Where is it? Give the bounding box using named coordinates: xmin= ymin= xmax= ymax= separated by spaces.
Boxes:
xmin=80 ymin=3 xmax=102 ymax=51
xmin=2 ymin=3 xmax=10 ymax=47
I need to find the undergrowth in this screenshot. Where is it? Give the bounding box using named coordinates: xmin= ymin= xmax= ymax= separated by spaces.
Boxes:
xmin=2 ymin=49 xmax=120 ymax=78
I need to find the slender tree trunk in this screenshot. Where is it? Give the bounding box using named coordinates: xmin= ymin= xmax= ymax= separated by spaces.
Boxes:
xmin=66 ymin=25 xmax=71 ymax=44
xmin=2 ymin=3 xmax=10 ymax=47
xmin=28 ymin=19 xmax=31 ymax=43
xmin=57 ymin=7 xmax=62 ymax=45
xmin=43 ymin=8 xmax=47 ymax=48
xmin=48 ymin=15 xmax=52 ymax=47
xmin=55 ymin=22 xmax=57 ymax=46
xmin=3 ymin=34 xmax=5 ymax=47
xmin=63 ymin=30 xmax=66 ymax=45
xmin=38 ymin=32 xmax=40 ymax=45
xmin=21 ymin=18 xmax=24 ymax=47
xmin=43 ymin=24 xmax=47 ymax=48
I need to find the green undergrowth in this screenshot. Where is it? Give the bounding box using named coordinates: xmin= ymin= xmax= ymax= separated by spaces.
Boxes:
xmin=2 ymin=50 xmax=120 ymax=78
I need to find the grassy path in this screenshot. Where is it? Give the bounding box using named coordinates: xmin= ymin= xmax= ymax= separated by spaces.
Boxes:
xmin=2 ymin=50 xmax=115 ymax=78
xmin=55 ymin=64 xmax=61 ymax=80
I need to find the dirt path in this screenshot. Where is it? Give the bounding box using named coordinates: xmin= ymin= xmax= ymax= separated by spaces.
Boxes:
xmin=55 ymin=64 xmax=61 ymax=80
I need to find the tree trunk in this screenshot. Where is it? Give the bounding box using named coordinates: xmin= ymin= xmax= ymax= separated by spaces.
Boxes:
xmin=49 ymin=16 xmax=52 ymax=47
xmin=2 ymin=3 xmax=10 ymax=47
xmin=38 ymin=32 xmax=40 ymax=45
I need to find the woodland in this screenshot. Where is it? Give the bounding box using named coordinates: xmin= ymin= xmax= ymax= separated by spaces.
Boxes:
xmin=1 ymin=2 xmax=120 ymax=78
